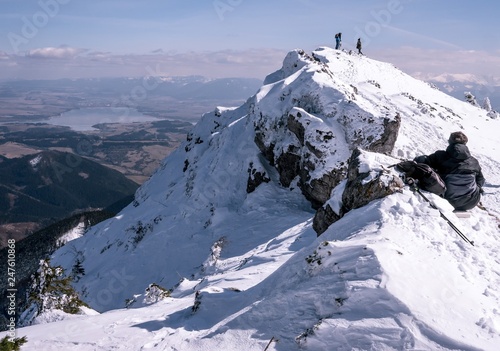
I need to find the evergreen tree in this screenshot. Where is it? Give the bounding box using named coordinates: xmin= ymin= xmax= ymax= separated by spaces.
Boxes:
xmin=483 ymin=97 xmax=492 ymax=111
xmin=18 ymin=259 xmax=87 ymax=326
xmin=71 ymin=258 xmax=85 ymax=281
xmin=0 ymin=336 xmax=27 ymax=351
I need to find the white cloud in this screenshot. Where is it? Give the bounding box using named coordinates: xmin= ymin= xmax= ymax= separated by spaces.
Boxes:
xmin=1 ymin=48 xmax=285 ymax=79
xmin=2 ymin=46 xmax=500 ymax=85
xmin=370 ymin=47 xmax=500 ymax=84
xmin=25 ymin=46 xmax=87 ymax=59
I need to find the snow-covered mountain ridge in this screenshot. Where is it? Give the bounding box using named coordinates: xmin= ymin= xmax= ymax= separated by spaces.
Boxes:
xmin=4 ymin=47 xmax=500 ymax=350
xmin=415 ymin=72 xmax=500 ymax=113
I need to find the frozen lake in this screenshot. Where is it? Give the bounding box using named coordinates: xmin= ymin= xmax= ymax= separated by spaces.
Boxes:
xmin=37 ymin=107 xmax=160 ymax=131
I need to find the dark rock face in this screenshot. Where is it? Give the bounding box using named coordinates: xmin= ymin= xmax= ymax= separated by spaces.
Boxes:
xmin=366 ymin=113 xmax=401 ymax=154
xmin=342 ymin=149 xmax=403 ymax=211
xmin=312 ymin=203 xmax=342 ymax=235
xmin=254 ymin=134 xmax=276 ymax=167
xmin=301 ymin=169 xmax=346 ymax=209
xmin=246 ymin=163 xmax=271 ymax=193
xmin=276 ymin=149 xmax=301 ymax=187
xmin=287 ymin=113 xmax=306 ymax=144
xmin=313 ymin=148 xmax=404 ymax=235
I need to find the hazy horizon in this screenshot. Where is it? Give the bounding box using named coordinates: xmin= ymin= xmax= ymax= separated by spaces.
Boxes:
xmin=0 ymin=0 xmax=499 ymax=83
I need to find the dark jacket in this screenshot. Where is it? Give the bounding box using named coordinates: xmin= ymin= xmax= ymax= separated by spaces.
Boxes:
xmin=415 ymin=143 xmax=485 ymax=210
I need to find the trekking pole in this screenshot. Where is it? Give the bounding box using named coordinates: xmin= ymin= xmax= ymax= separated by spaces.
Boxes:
xmin=407 ymin=179 xmax=474 ymax=246
xmin=264 ymin=336 xmax=276 ymax=351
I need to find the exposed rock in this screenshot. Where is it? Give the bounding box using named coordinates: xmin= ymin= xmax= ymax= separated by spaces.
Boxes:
xmin=312 ymin=203 xmax=342 ymax=234
xmin=254 ymin=133 xmax=276 ymax=167
xmin=246 ymin=162 xmax=271 ymax=193
xmin=342 ymin=148 xmax=404 ymax=211
xmin=313 ymin=148 xmax=404 ymax=235
xmin=487 ymin=110 xmax=499 ymax=119
xmin=366 ymin=113 xmax=401 ymax=154
xmin=287 ymin=112 xmax=305 ymax=144
xmin=464 ymin=91 xmax=480 ymax=107
xmin=276 ymin=148 xmax=301 ymax=187
xmin=301 ymin=168 xmax=346 ymax=209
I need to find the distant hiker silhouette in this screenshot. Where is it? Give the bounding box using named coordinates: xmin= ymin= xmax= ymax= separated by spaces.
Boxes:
xmin=335 ymin=32 xmax=342 ymax=49
xmin=356 ymin=38 xmax=363 ymax=55
xmin=414 ymin=131 xmax=485 ymax=211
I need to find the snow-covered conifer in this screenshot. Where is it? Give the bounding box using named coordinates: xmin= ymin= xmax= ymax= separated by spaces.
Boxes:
xmin=18 ymin=259 xmax=86 ymax=326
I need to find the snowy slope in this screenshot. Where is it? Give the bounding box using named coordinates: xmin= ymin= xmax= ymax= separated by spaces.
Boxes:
xmin=3 ymin=47 xmax=500 ymax=351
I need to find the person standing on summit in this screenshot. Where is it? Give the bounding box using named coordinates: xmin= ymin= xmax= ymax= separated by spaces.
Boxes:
xmin=335 ymin=32 xmax=342 ymax=49
xmin=356 ymin=38 xmax=363 ymax=55
xmin=414 ymin=131 xmax=485 ymax=211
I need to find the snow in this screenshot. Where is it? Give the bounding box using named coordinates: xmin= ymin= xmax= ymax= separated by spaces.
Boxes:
xmin=2 ymin=48 xmax=500 ymax=350
xmin=325 ymin=179 xmax=346 ymax=216
xmin=56 ymin=222 xmax=85 ymax=247
xmin=29 ymin=154 xmax=43 ymax=168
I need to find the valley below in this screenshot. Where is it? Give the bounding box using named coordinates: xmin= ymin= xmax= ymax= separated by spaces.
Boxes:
xmin=0 ymin=76 xmax=261 ymax=242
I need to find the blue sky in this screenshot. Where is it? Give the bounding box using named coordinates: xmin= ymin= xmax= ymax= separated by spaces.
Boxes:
xmin=0 ymin=0 xmax=499 ymax=81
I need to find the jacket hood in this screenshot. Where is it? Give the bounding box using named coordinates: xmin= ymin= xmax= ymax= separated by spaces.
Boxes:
xmin=446 ymin=143 xmax=470 ymax=160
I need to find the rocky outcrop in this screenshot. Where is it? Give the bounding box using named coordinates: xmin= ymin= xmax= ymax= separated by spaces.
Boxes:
xmin=254 ymin=108 xmax=349 ymax=208
xmin=301 ymin=168 xmax=346 ymax=209
xmin=366 ymin=113 xmax=401 ymax=154
xmin=254 ymin=107 xmax=401 ymax=211
xmin=312 ymin=203 xmax=342 ymax=235
xmin=276 ymin=148 xmax=301 ymax=187
xmin=342 ymin=148 xmax=404 ymax=211
xmin=252 ymin=48 xmax=403 ymax=213
xmin=313 ymin=148 xmax=404 ymax=235
xmin=247 ymin=162 xmax=271 ymax=193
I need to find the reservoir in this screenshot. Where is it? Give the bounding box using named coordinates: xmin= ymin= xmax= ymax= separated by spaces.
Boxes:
xmin=38 ymin=107 xmax=160 ymax=131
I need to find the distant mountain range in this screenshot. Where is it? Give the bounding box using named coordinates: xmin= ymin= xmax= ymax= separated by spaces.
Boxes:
xmin=0 ymin=76 xmax=262 ymax=103
xmin=0 ymin=150 xmax=139 ymax=226
xmin=421 ymin=73 xmax=500 ymax=110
